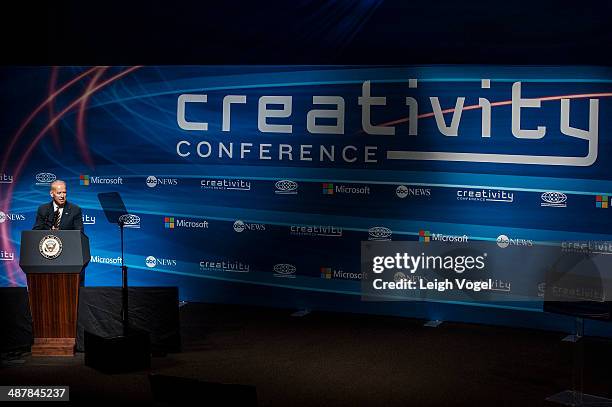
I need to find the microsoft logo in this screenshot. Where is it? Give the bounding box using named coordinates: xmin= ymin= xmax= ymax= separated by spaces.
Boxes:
xmin=596 ymin=195 xmax=609 ymax=209
xmin=320 ymin=267 xmax=332 ymax=279
xmin=164 ymin=217 xmax=175 ymax=228
xmin=419 ymin=230 xmax=431 ymax=243
xmin=322 ymin=183 xmax=334 ymax=195
xmin=80 ymin=174 xmax=90 ymax=186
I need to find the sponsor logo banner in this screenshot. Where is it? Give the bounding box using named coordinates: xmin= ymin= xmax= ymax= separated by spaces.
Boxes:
xmin=146 ymin=175 xmax=178 ymax=188
xmin=233 ymin=220 xmax=266 ymax=233
xmin=368 ymin=227 xmax=392 ymax=241
xmin=35 ymin=172 xmax=56 ymax=186
xmin=320 ymin=267 xmax=365 ymax=280
xmin=419 ymin=230 xmax=468 ymax=243
xmin=0 ymin=250 xmax=15 ymax=261
xmin=0 ymin=211 xmax=26 ymax=223
xmin=541 ymin=191 xmax=567 ymax=208
xmin=457 ymin=189 xmax=514 ymax=203
xmin=80 ymin=174 xmax=123 ymax=185
xmin=396 ymin=185 xmax=431 ymax=199
xmin=0 ymin=174 xmax=13 ymax=184
xmin=290 ymin=225 xmax=342 ymax=237
xmin=82 ymin=214 xmax=96 ymax=225
xmin=145 ymin=256 xmax=177 ymax=268
xmin=273 ymin=264 xmax=296 ymax=278
xmin=164 ymin=216 xmax=209 ymax=229
xmin=200 ymin=260 xmax=250 ymax=272
xmin=275 ymin=180 xmax=298 ymax=195
xmin=201 ymin=178 xmax=251 ymax=191
xmin=322 ymin=183 xmax=370 ymax=195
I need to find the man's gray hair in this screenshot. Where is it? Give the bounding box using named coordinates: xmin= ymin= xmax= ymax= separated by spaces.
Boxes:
xmin=50 ymin=179 xmax=66 ymax=190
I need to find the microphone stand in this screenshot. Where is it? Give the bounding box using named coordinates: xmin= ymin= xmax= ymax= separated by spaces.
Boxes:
xmin=118 ymin=217 xmax=129 ymax=336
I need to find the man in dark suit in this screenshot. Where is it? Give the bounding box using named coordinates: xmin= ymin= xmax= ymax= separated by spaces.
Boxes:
xmin=33 ymin=179 xmax=86 ymax=285
xmin=33 ymin=179 xmax=84 ymax=231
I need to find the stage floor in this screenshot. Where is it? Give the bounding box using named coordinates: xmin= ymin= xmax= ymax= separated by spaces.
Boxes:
xmin=1 ymin=302 xmax=611 ymax=406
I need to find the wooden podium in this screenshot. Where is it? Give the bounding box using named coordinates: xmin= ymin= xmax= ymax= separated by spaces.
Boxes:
xmin=19 ymin=230 xmax=90 ymax=356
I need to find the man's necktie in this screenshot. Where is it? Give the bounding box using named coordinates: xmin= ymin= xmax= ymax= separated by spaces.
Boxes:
xmin=53 ymin=208 xmax=61 ymax=230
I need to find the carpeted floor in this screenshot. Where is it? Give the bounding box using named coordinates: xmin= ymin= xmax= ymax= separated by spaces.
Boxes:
xmin=1 ymin=302 xmax=611 ymax=406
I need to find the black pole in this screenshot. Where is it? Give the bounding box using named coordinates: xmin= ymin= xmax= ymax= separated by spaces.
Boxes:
xmin=120 ymin=222 xmax=128 ymax=336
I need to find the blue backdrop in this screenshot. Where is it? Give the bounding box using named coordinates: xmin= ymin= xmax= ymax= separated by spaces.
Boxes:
xmin=1 ymin=66 xmax=611 ymax=332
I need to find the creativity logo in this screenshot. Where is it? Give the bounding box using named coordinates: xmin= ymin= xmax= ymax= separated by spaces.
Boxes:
xmin=0 ymin=250 xmax=15 ymax=261
xmin=496 ymin=234 xmax=533 ymax=248
xmin=200 ymin=260 xmax=250 ymax=273
xmin=201 ymin=178 xmax=251 ymax=191
xmin=119 ymin=214 xmax=141 ymax=228
xmin=275 ymin=180 xmax=298 ymax=195
xmin=396 ymin=185 xmax=431 ymax=198
xmin=146 ymin=175 xmax=176 ymax=188
xmin=368 ymin=226 xmax=392 ymax=241
xmin=145 ymin=256 xmax=157 ymax=268
xmin=489 ymin=280 xmax=512 ymax=293
xmin=273 ymin=264 xmax=296 ymax=278
xmin=457 ymin=189 xmax=514 ymax=203
xmin=233 ymin=220 xmax=265 ymax=233
xmin=419 ymin=230 xmax=431 ymax=242
xmin=177 ymin=80 xmax=600 ymax=167
xmin=596 ymin=195 xmax=609 ymax=208
xmin=0 ymin=173 xmax=13 ymax=184
xmin=82 ymin=214 xmax=96 ymax=225
xmin=322 ymin=183 xmax=334 ymax=195
xmin=80 ymin=175 xmax=90 ymax=186
xmin=562 ymin=241 xmax=612 ymax=255
xmin=541 ymin=191 xmax=567 ymax=208
xmin=290 ymin=225 xmax=342 ymax=237
xmin=164 ymin=217 xmax=175 ymax=228
xmin=35 ymin=172 xmax=56 ymax=186
xmin=0 ymin=211 xmax=26 ymax=223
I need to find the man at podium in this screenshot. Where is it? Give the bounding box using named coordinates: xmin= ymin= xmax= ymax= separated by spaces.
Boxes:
xmin=32 ymin=179 xmax=86 ymax=285
xmin=33 ymin=180 xmax=84 ymax=231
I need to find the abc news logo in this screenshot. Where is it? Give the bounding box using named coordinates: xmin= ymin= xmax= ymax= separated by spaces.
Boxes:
xmin=233 ymin=220 xmax=266 ymax=233
xmin=0 ymin=211 xmax=26 ymax=223
xmin=396 ymin=185 xmax=431 ymax=198
xmin=496 ymin=234 xmax=533 ymax=248
xmin=145 ymin=256 xmax=177 ymax=268
xmin=146 ymin=176 xmax=178 ymax=188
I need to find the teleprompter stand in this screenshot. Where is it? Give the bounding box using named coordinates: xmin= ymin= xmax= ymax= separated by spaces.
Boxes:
xmin=84 ymin=192 xmax=150 ymax=373
xmin=544 ymin=252 xmax=612 ymax=406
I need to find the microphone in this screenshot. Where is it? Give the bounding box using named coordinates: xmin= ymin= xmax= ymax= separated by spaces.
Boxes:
xmin=45 ymin=205 xmax=55 ymax=230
